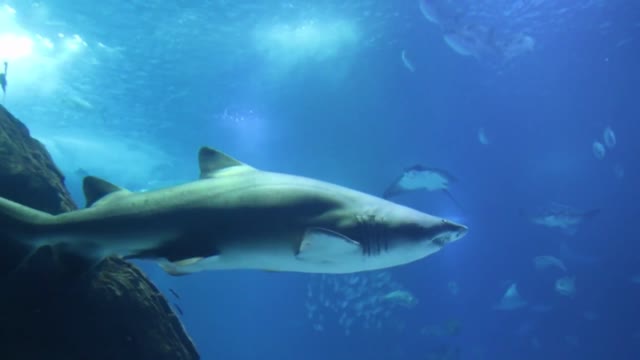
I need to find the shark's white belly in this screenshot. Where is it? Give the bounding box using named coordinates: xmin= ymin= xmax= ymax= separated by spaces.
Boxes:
xmin=160 ymin=235 xmax=443 ymax=275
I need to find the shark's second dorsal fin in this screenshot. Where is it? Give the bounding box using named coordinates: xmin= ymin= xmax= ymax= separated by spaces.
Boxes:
xmin=83 ymin=176 xmax=127 ymax=207
xmin=198 ymin=146 xmax=254 ymax=178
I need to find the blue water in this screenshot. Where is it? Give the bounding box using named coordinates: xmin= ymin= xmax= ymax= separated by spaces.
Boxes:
xmin=2 ymin=0 xmax=639 ymax=358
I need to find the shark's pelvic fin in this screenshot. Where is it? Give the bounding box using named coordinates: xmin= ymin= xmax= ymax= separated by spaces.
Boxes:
xmin=198 ymin=146 xmax=254 ymax=178
xmin=83 ymin=176 xmax=127 ymax=207
xmin=296 ymin=227 xmax=362 ymax=263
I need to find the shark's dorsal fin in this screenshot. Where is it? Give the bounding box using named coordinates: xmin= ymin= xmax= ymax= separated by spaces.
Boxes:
xmin=83 ymin=176 xmax=127 ymax=207
xmin=198 ymin=146 xmax=254 ymax=178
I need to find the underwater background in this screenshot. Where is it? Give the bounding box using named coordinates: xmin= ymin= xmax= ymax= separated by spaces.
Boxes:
xmin=1 ymin=0 xmax=639 ymax=359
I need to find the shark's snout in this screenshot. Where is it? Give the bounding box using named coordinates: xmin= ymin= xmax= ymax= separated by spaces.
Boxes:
xmin=452 ymin=223 xmax=468 ymax=241
xmin=432 ymin=219 xmax=468 ymax=246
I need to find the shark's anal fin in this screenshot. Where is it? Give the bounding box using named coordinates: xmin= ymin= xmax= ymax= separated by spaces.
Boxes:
xmin=83 ymin=176 xmax=127 ymax=207
xmin=198 ymin=147 xmax=255 ymax=178
xmin=296 ymin=227 xmax=362 ymax=264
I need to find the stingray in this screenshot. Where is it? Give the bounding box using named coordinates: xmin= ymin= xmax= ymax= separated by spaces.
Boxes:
xmin=494 ymin=283 xmax=527 ymax=311
xmin=383 ymin=165 xmax=462 ymax=209
xmin=521 ymin=202 xmax=600 ymax=236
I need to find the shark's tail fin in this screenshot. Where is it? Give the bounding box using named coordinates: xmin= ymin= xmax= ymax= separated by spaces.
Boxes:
xmin=0 ymin=197 xmax=54 ymax=241
xmin=0 ymin=197 xmax=58 ymax=275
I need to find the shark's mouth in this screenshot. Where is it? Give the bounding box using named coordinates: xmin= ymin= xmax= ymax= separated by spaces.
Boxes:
xmin=432 ymin=229 xmax=464 ymax=247
xmin=437 ymin=222 xmax=468 ymax=246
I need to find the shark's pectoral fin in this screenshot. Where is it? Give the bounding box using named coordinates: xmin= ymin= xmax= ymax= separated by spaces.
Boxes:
xmin=198 ymin=147 xmax=255 ymax=178
xmin=159 ymin=255 xmax=221 ymax=276
xmin=83 ymin=176 xmax=129 ymax=207
xmin=296 ymin=228 xmax=362 ymax=263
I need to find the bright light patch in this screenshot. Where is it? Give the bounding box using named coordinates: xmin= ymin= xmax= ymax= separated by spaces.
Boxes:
xmin=255 ymin=18 xmax=359 ymax=68
xmin=65 ymin=34 xmax=87 ymax=51
xmin=36 ymin=34 xmax=54 ymax=49
xmin=0 ymin=4 xmax=92 ymax=98
xmin=0 ymin=33 xmax=34 ymax=60
xmin=3 ymin=4 xmax=16 ymax=15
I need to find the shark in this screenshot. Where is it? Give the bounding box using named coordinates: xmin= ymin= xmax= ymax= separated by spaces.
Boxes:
xmin=521 ymin=203 xmax=600 ymax=236
xmin=383 ymin=164 xmax=461 ymax=208
xmin=0 ymin=146 xmax=468 ymax=275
